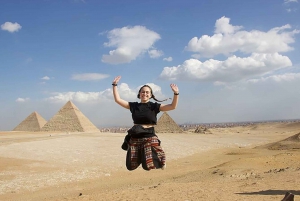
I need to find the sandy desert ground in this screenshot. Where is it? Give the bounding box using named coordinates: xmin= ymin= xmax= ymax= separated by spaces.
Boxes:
xmin=1 ymin=122 xmax=300 ymax=201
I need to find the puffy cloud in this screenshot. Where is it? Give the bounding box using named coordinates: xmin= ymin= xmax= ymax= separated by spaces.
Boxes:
xmin=148 ymin=49 xmax=163 ymax=58
xmin=45 ymin=83 xmax=167 ymax=103
xmin=45 ymin=91 xmax=104 ymax=103
xmin=16 ymin=98 xmax=30 ymax=102
xmin=71 ymin=73 xmax=109 ymax=81
xmin=1 ymin=22 xmax=22 ymax=33
xmin=185 ymin=16 xmax=299 ymax=58
xmin=163 ymin=57 xmax=173 ymax=62
xmin=214 ymin=16 xmax=243 ymax=34
xmin=102 ymin=26 xmax=161 ymax=64
xmin=41 ymin=76 xmax=50 ymax=80
xmin=45 ymin=87 xmax=128 ymax=103
xmin=159 ymin=53 xmax=292 ymax=82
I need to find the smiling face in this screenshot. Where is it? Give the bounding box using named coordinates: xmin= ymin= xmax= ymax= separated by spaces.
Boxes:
xmin=138 ymin=86 xmax=152 ymax=103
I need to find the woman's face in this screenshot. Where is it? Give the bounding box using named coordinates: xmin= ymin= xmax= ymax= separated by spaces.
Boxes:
xmin=139 ymin=86 xmax=152 ymax=102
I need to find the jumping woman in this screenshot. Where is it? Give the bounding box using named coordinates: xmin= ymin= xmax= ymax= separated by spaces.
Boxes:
xmin=112 ymin=75 xmax=179 ymax=171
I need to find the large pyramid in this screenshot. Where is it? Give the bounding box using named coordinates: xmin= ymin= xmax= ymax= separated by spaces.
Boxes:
xmin=155 ymin=112 xmax=183 ymax=133
xmin=13 ymin=111 xmax=47 ymax=132
xmin=41 ymin=101 xmax=100 ymax=132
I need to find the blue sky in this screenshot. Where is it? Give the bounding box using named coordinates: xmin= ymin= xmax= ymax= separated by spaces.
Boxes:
xmin=1 ymin=0 xmax=300 ymax=130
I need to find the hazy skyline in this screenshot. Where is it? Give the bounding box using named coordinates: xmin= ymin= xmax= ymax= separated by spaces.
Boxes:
xmin=1 ymin=0 xmax=300 ymax=130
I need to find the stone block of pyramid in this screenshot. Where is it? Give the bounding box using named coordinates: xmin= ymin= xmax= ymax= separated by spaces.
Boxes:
xmin=41 ymin=101 xmax=100 ymax=132
xmin=13 ymin=111 xmax=47 ymax=132
xmin=155 ymin=112 xmax=183 ymax=133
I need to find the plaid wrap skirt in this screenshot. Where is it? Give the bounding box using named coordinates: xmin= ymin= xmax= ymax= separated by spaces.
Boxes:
xmin=126 ymin=136 xmax=166 ymax=171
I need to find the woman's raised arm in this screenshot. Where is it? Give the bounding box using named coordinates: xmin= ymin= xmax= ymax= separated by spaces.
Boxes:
xmin=112 ymin=76 xmax=130 ymax=109
xmin=160 ymin=83 xmax=179 ymax=111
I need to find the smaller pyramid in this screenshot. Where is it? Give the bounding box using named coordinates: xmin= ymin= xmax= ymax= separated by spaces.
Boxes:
xmin=194 ymin=126 xmax=212 ymax=134
xmin=13 ymin=111 xmax=47 ymax=132
xmin=41 ymin=101 xmax=100 ymax=132
xmin=155 ymin=112 xmax=183 ymax=133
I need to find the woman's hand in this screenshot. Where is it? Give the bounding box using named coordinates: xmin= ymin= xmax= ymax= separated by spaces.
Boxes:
xmin=113 ymin=76 xmax=121 ymax=85
xmin=170 ymin=83 xmax=179 ymax=94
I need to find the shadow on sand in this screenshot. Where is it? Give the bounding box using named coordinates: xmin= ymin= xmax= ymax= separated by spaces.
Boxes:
xmin=236 ymin=189 xmax=300 ymax=196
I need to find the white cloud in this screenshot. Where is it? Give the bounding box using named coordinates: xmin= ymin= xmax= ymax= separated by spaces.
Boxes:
xmin=284 ymin=0 xmax=298 ymax=4
xmin=44 ymin=84 xmax=135 ymax=103
xmin=283 ymin=0 xmax=298 ymax=12
xmin=1 ymin=22 xmax=22 ymax=33
xmin=45 ymin=82 xmax=167 ymax=103
xmin=214 ymin=16 xmax=243 ymax=34
xmin=101 ymin=26 xmax=161 ymax=64
xmin=148 ymin=49 xmax=163 ymax=58
xmin=163 ymin=57 xmax=173 ymax=62
xmin=41 ymin=76 xmax=50 ymax=80
xmin=16 ymin=98 xmax=30 ymax=102
xmin=185 ymin=16 xmax=299 ymax=58
xmin=46 ymin=91 xmax=103 ymax=103
xmin=248 ymin=73 xmax=300 ymax=83
xmin=159 ymin=53 xmax=292 ymax=82
xmin=71 ymin=73 xmax=109 ymax=81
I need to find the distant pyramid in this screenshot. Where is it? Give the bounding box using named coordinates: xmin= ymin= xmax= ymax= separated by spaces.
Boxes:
xmin=194 ymin=126 xmax=212 ymax=134
xmin=41 ymin=101 xmax=100 ymax=132
xmin=13 ymin=111 xmax=47 ymax=132
xmin=155 ymin=112 xmax=183 ymax=133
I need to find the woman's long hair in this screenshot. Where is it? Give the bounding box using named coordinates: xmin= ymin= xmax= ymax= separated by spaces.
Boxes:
xmin=137 ymin=85 xmax=170 ymax=102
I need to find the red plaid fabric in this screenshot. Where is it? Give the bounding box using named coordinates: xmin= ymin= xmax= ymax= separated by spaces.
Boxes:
xmin=126 ymin=136 xmax=166 ymax=171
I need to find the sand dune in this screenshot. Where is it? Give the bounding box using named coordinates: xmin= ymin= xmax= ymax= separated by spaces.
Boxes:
xmin=0 ymin=122 xmax=300 ymax=201
xmin=256 ymin=132 xmax=300 ymax=150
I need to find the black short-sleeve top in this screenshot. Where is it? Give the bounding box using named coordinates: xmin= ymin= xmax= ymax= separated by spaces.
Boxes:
xmin=129 ymin=102 xmax=161 ymax=124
